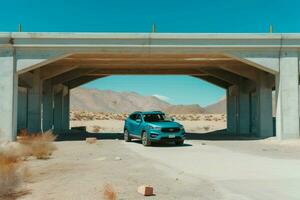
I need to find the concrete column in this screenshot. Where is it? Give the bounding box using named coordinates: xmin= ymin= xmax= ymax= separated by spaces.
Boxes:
xmin=27 ymin=69 xmax=42 ymax=133
xmin=42 ymin=80 xmax=53 ymax=131
xmin=227 ymin=86 xmax=238 ymax=134
xmin=62 ymin=86 xmax=70 ymax=131
xmin=257 ymin=72 xmax=273 ymax=138
xmin=249 ymin=91 xmax=258 ymax=135
xmin=53 ymin=86 xmax=63 ymax=133
xmin=0 ymin=48 xmax=18 ymax=141
xmin=238 ymin=82 xmax=251 ymax=135
xmin=275 ymin=51 xmax=299 ymax=139
xmin=17 ymin=87 xmax=28 ymax=131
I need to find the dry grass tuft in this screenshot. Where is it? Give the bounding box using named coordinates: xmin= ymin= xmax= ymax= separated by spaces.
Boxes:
xmin=203 ymin=126 xmax=210 ymax=131
xmin=92 ymin=125 xmax=102 ymax=133
xmin=0 ymin=144 xmax=30 ymax=199
xmin=103 ymin=184 xmax=117 ymax=200
xmin=18 ymin=130 xmax=57 ymax=160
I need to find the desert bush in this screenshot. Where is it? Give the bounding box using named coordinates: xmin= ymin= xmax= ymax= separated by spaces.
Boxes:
xmin=93 ymin=125 xmax=102 ymax=133
xmin=203 ymin=126 xmax=210 ymax=131
xmin=103 ymin=184 xmax=117 ymax=200
xmin=213 ymin=117 xmax=219 ymax=121
xmin=18 ymin=130 xmax=57 ymax=160
xmin=0 ymin=144 xmax=30 ymax=199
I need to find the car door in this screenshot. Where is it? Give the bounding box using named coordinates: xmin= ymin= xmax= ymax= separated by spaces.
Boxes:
xmin=131 ymin=114 xmax=143 ymax=137
xmin=127 ymin=114 xmax=137 ymax=134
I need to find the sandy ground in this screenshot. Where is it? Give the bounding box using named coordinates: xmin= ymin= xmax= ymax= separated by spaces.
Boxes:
xmin=70 ymin=119 xmax=227 ymax=133
xmin=19 ymin=137 xmax=300 ymax=200
xmin=15 ymin=119 xmax=300 ymax=200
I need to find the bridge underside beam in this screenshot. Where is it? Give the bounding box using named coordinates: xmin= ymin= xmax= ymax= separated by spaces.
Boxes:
xmin=193 ymin=75 xmax=231 ymax=89
xmin=65 ymin=75 xmax=106 ymax=89
xmin=197 ymin=68 xmax=244 ymax=85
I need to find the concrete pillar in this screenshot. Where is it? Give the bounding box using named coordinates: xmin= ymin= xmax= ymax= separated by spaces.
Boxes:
xmin=62 ymin=86 xmax=70 ymax=131
xmin=275 ymin=51 xmax=299 ymax=139
xmin=17 ymin=87 xmax=28 ymax=131
xmin=42 ymin=80 xmax=53 ymax=131
xmin=249 ymin=91 xmax=258 ymax=135
xmin=238 ymin=83 xmax=251 ymax=135
xmin=27 ymin=69 xmax=42 ymax=133
xmin=53 ymin=86 xmax=63 ymax=133
xmin=257 ymin=72 xmax=273 ymax=138
xmin=227 ymin=86 xmax=238 ymax=134
xmin=0 ymin=48 xmax=18 ymax=141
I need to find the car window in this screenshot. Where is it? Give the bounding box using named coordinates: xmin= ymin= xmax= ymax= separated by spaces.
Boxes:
xmin=136 ymin=114 xmax=141 ymax=120
xmin=143 ymin=114 xmax=167 ymax=122
xmin=129 ymin=114 xmax=137 ymax=120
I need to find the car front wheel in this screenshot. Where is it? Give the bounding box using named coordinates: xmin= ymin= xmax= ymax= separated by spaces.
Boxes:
xmin=142 ymin=131 xmax=151 ymax=146
xmin=124 ymin=129 xmax=131 ymax=142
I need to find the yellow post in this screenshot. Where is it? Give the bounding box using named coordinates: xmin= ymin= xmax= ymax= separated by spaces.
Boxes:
xmin=18 ymin=24 xmax=22 ymax=32
xmin=269 ymin=24 xmax=273 ymax=33
xmin=152 ymin=24 xmax=156 ymax=33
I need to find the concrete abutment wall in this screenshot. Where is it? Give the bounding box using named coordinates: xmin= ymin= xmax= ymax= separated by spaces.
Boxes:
xmin=0 ymin=48 xmax=18 ymax=141
xmin=275 ymin=51 xmax=300 ymax=139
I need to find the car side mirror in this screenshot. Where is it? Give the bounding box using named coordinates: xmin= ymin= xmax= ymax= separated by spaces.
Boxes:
xmin=136 ymin=119 xmax=142 ymax=123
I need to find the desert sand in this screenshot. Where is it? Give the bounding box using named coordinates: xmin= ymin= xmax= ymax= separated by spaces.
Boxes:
xmin=6 ymin=113 xmax=300 ymax=199
xmin=70 ymin=112 xmax=227 ymax=134
xmin=17 ymin=138 xmax=300 ymax=200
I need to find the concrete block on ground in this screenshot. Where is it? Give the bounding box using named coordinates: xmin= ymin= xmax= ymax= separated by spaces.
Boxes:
xmin=138 ymin=185 xmax=154 ymax=196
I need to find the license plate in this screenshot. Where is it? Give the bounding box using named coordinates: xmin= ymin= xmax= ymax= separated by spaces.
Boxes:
xmin=168 ymin=134 xmax=175 ymax=138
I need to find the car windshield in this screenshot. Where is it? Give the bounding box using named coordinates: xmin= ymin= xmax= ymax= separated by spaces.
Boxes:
xmin=143 ymin=114 xmax=170 ymax=122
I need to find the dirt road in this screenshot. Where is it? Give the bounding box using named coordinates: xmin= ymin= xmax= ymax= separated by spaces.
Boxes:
xmin=21 ymin=138 xmax=300 ymax=200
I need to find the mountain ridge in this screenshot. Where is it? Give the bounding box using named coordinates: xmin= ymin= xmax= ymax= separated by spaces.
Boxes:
xmin=70 ymin=87 xmax=225 ymax=114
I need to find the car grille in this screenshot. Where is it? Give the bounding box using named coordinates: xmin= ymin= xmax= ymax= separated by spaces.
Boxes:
xmin=161 ymin=127 xmax=180 ymax=133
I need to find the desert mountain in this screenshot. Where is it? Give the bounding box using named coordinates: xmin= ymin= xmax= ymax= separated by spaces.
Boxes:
xmin=205 ymin=96 xmax=226 ymax=114
xmin=70 ymin=87 xmax=210 ymax=114
xmin=165 ymin=104 xmax=207 ymax=114
xmin=70 ymin=87 xmax=171 ymax=113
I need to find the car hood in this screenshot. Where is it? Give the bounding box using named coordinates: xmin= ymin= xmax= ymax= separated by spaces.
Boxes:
xmin=147 ymin=121 xmax=182 ymax=128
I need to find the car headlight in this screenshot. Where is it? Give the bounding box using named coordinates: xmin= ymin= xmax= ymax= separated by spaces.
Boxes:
xmin=148 ymin=126 xmax=161 ymax=130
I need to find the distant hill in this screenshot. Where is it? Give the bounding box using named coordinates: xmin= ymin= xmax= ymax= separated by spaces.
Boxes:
xmin=70 ymin=87 xmax=209 ymax=114
xmin=70 ymin=87 xmax=170 ymax=113
xmin=205 ymin=97 xmax=226 ymax=114
xmin=164 ymin=104 xmax=207 ymax=114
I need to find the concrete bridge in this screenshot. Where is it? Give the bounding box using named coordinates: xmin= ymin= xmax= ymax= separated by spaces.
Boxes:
xmin=0 ymin=32 xmax=299 ymax=141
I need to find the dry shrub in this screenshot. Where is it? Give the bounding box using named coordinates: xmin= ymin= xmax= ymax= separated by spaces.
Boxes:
xmin=203 ymin=126 xmax=210 ymax=131
xmin=0 ymin=144 xmax=30 ymax=199
xmin=93 ymin=126 xmax=102 ymax=133
xmin=18 ymin=130 xmax=57 ymax=160
xmin=103 ymin=184 xmax=117 ymax=200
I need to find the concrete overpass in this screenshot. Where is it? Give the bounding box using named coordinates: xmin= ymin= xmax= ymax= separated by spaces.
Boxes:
xmin=0 ymin=32 xmax=299 ymax=141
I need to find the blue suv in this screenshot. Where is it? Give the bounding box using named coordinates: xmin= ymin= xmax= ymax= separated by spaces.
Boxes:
xmin=124 ymin=111 xmax=186 ymax=146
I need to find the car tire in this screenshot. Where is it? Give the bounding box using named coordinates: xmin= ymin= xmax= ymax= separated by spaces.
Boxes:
xmin=175 ymin=140 xmax=184 ymax=145
xmin=142 ymin=131 xmax=151 ymax=146
xmin=124 ymin=129 xmax=131 ymax=142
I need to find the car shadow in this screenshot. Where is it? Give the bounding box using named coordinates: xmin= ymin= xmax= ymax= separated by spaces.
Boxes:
xmin=56 ymin=129 xmax=262 ymax=142
xmin=130 ymin=139 xmax=193 ymax=147
xmin=186 ymin=129 xmax=263 ymax=141
xmin=56 ymin=131 xmax=192 ymax=147
xmin=56 ymin=131 xmax=123 ymax=141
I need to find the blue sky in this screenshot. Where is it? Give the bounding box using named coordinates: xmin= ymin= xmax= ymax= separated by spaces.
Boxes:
xmin=0 ymin=0 xmax=298 ymax=106
xmin=84 ymin=76 xmax=225 ymax=106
